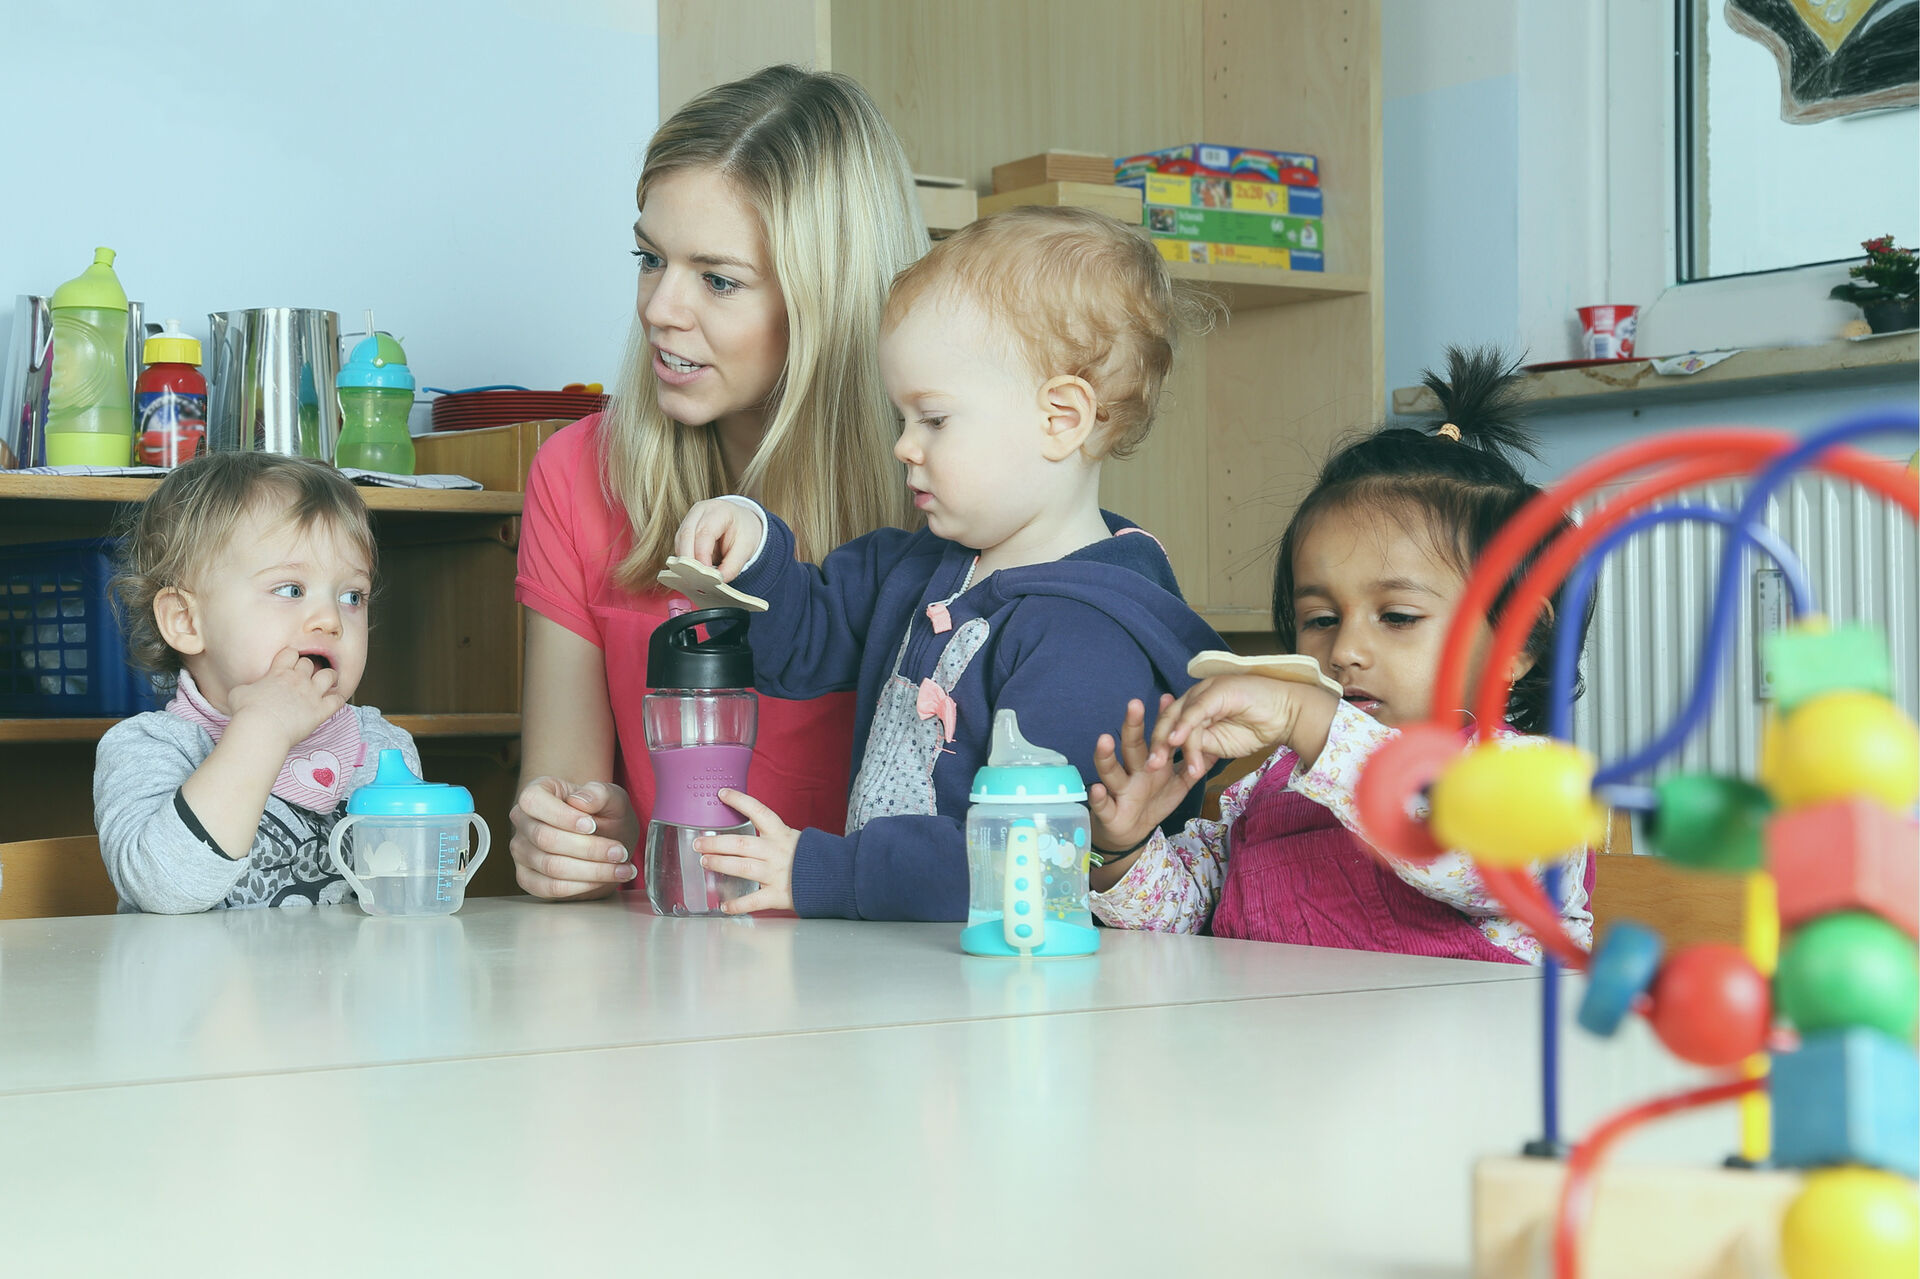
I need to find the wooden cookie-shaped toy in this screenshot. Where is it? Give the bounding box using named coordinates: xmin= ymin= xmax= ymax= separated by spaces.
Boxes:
xmin=1185 ymin=650 xmax=1342 ymax=698
xmin=657 ymin=556 xmax=769 ymax=613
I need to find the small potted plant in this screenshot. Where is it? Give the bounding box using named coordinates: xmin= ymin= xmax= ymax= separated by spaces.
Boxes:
xmin=1830 ymin=235 xmax=1918 ymax=334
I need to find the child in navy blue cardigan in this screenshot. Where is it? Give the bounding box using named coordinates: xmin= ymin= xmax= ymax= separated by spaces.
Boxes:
xmin=673 ymin=206 xmax=1222 ymax=921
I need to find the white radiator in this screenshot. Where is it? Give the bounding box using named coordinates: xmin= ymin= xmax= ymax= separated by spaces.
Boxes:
xmin=1571 ymin=474 xmax=1919 ymax=782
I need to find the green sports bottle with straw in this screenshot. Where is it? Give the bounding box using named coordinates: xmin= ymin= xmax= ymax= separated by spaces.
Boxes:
xmin=334 ymin=322 xmax=417 ymax=474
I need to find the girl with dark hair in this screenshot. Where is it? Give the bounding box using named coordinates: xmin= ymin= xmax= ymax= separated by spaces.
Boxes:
xmin=1084 ymin=346 xmax=1596 ymax=962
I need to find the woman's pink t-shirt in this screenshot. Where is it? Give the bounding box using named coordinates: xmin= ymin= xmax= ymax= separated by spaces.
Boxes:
xmin=514 ymin=415 xmax=855 ymax=836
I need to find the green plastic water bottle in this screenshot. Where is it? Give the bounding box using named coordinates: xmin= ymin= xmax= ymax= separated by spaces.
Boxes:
xmin=45 ymin=247 xmax=134 ymax=466
xmin=334 ymin=331 xmax=416 ymax=474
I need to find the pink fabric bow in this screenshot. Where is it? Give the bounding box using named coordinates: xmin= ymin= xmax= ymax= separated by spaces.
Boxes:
xmin=916 ymin=678 xmax=957 ymax=743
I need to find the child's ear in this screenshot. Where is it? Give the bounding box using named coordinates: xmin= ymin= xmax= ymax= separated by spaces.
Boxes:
xmin=153 ymin=587 xmax=206 ymax=657
xmin=1036 ymin=375 xmax=1099 ymax=462
xmin=1508 ymin=600 xmax=1555 ymax=684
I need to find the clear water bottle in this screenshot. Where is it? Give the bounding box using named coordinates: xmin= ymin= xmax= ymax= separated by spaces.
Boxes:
xmin=45 ymin=247 xmax=134 ymax=466
xmin=334 ymin=330 xmax=416 ymax=474
xmin=962 ymin=709 xmax=1099 ymax=957
xmin=642 ymin=608 xmax=759 ymax=916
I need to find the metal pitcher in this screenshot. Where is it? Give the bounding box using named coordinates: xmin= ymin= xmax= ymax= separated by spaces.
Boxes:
xmin=206 ymin=308 xmax=340 ymax=460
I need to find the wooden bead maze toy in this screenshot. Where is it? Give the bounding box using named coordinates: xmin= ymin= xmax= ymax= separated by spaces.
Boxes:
xmin=1352 ymin=411 xmax=1920 ymax=1279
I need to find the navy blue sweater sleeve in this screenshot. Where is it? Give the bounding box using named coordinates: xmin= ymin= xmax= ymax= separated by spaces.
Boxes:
xmin=787 ymin=597 xmax=1196 ymax=922
xmin=987 ymin=597 xmax=1199 ymax=830
xmin=790 ymin=817 xmax=969 ymax=921
xmin=730 ymin=512 xmax=920 ymax=701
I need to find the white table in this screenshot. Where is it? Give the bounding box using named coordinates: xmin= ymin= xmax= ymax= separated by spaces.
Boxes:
xmin=0 ymin=899 xmax=1731 ymax=1276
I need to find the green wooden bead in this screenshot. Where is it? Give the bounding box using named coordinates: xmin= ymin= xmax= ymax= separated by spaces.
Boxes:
xmin=1778 ymin=911 xmax=1920 ymax=1041
xmin=1645 ymin=774 xmax=1773 ymax=871
xmin=1767 ymin=624 xmax=1894 ymax=713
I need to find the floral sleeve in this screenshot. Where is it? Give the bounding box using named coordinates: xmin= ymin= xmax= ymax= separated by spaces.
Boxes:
xmin=1289 ymin=701 xmax=1594 ymax=960
xmin=1088 ymin=746 xmax=1294 ymax=933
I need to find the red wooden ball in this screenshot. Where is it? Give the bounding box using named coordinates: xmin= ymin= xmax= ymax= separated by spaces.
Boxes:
xmin=1646 ymin=944 xmax=1771 ymax=1067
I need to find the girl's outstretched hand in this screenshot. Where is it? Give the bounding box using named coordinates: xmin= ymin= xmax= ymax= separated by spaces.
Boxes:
xmin=1155 ymin=674 xmax=1340 ymax=773
xmin=1089 ymin=694 xmax=1203 ymax=863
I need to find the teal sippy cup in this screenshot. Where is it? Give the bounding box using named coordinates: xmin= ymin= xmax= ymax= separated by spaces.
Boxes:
xmin=334 ymin=331 xmax=416 ymax=474
xmin=328 ymin=751 xmax=491 ymax=916
xmin=962 ymin=709 xmax=1099 ymax=957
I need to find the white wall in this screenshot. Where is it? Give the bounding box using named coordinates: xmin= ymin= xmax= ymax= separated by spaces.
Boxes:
xmin=1383 ymin=0 xmax=1678 ymax=382
xmin=1381 ymin=0 xmax=1522 ymax=399
xmin=2 ymin=0 xmax=659 ymax=399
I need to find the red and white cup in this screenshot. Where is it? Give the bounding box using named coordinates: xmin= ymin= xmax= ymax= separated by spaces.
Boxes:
xmin=1577 ymin=305 xmax=1639 ymax=359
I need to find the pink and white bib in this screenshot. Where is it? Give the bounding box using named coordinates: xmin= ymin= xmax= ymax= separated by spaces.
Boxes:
xmin=164 ymin=669 xmax=366 ymax=812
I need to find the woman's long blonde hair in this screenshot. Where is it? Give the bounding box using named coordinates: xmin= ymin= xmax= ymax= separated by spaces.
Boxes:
xmin=604 ymin=64 xmax=927 ymax=590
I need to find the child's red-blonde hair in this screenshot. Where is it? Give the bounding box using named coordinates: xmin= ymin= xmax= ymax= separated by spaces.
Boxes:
xmin=884 ymin=205 xmax=1194 ymax=459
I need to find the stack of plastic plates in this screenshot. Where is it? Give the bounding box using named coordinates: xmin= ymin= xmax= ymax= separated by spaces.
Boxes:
xmin=430 ymin=389 xmax=607 ymax=432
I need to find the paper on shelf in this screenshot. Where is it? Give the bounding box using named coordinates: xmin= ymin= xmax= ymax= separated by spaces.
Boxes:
xmin=1647 ymin=351 xmax=1740 ymax=376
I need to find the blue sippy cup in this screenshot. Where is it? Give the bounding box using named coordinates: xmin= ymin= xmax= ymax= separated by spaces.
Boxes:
xmin=961 ymin=710 xmax=1099 ymax=957
xmin=327 ymin=750 xmax=490 ymax=916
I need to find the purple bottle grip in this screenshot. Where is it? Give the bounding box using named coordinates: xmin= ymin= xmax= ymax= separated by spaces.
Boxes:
xmin=650 ymin=744 xmax=753 ymax=828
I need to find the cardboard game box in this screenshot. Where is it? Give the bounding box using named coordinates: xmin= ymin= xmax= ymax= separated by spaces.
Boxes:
xmin=1115 ymin=143 xmax=1319 ymax=187
xmin=1118 ymin=172 xmax=1324 ymax=218
xmin=1152 ymin=239 xmax=1324 ymax=272
xmin=1145 ymin=205 xmax=1323 ymax=253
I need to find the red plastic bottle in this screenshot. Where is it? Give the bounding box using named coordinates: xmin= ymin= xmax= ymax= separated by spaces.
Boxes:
xmin=135 ymin=319 xmax=207 ymax=467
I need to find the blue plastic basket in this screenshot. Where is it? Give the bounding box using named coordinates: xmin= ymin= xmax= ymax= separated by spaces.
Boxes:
xmin=0 ymin=538 xmax=164 ymax=718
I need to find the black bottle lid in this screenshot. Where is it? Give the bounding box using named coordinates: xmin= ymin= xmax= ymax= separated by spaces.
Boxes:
xmin=647 ymin=608 xmax=754 ymax=691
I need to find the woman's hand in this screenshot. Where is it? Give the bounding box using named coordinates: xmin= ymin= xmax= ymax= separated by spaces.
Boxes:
xmin=1155 ymin=675 xmax=1341 ymax=774
xmin=1089 ymin=695 xmax=1198 ymax=867
xmin=673 ymin=499 xmax=765 ymax=581
xmin=694 ymin=789 xmax=798 ymax=915
xmin=508 ymin=778 xmax=640 ymax=900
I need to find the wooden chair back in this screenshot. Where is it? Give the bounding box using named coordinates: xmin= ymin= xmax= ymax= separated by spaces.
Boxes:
xmin=0 ymin=835 xmax=119 ymax=920
xmin=1590 ymin=847 xmax=1747 ymax=951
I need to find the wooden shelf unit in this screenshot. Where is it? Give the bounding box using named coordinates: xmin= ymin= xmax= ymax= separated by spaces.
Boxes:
xmin=662 ymin=0 xmax=1384 ymax=635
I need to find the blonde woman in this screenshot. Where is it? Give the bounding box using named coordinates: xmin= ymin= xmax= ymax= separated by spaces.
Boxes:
xmin=509 ymin=65 xmax=926 ymax=900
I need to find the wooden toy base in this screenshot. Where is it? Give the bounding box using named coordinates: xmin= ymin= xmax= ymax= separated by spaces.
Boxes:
xmin=1473 ymin=1156 xmax=1802 ymax=1279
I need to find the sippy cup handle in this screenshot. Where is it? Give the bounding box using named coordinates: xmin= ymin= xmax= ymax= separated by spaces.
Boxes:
xmin=328 ymin=814 xmax=371 ymax=904
xmin=460 ymin=814 xmax=491 ymax=884
xmin=1002 ymin=820 xmax=1046 ymax=954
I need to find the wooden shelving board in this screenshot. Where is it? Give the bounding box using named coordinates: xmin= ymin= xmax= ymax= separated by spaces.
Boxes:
xmin=389 ymin=713 xmax=522 ymax=738
xmin=0 ymin=712 xmax=521 ymax=745
xmin=1391 ymin=334 xmax=1919 ymax=417
xmin=1165 ymin=263 xmax=1369 ymax=312
xmin=0 ymin=473 xmax=521 ymax=526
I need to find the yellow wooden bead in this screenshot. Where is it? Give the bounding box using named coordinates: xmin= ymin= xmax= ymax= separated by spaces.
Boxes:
xmin=1759 ymin=704 xmax=1787 ymax=799
xmin=1771 ymin=691 xmax=1920 ymax=812
xmin=1780 ymin=1167 xmax=1919 ymax=1279
xmin=1429 ymin=740 xmax=1604 ymax=866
